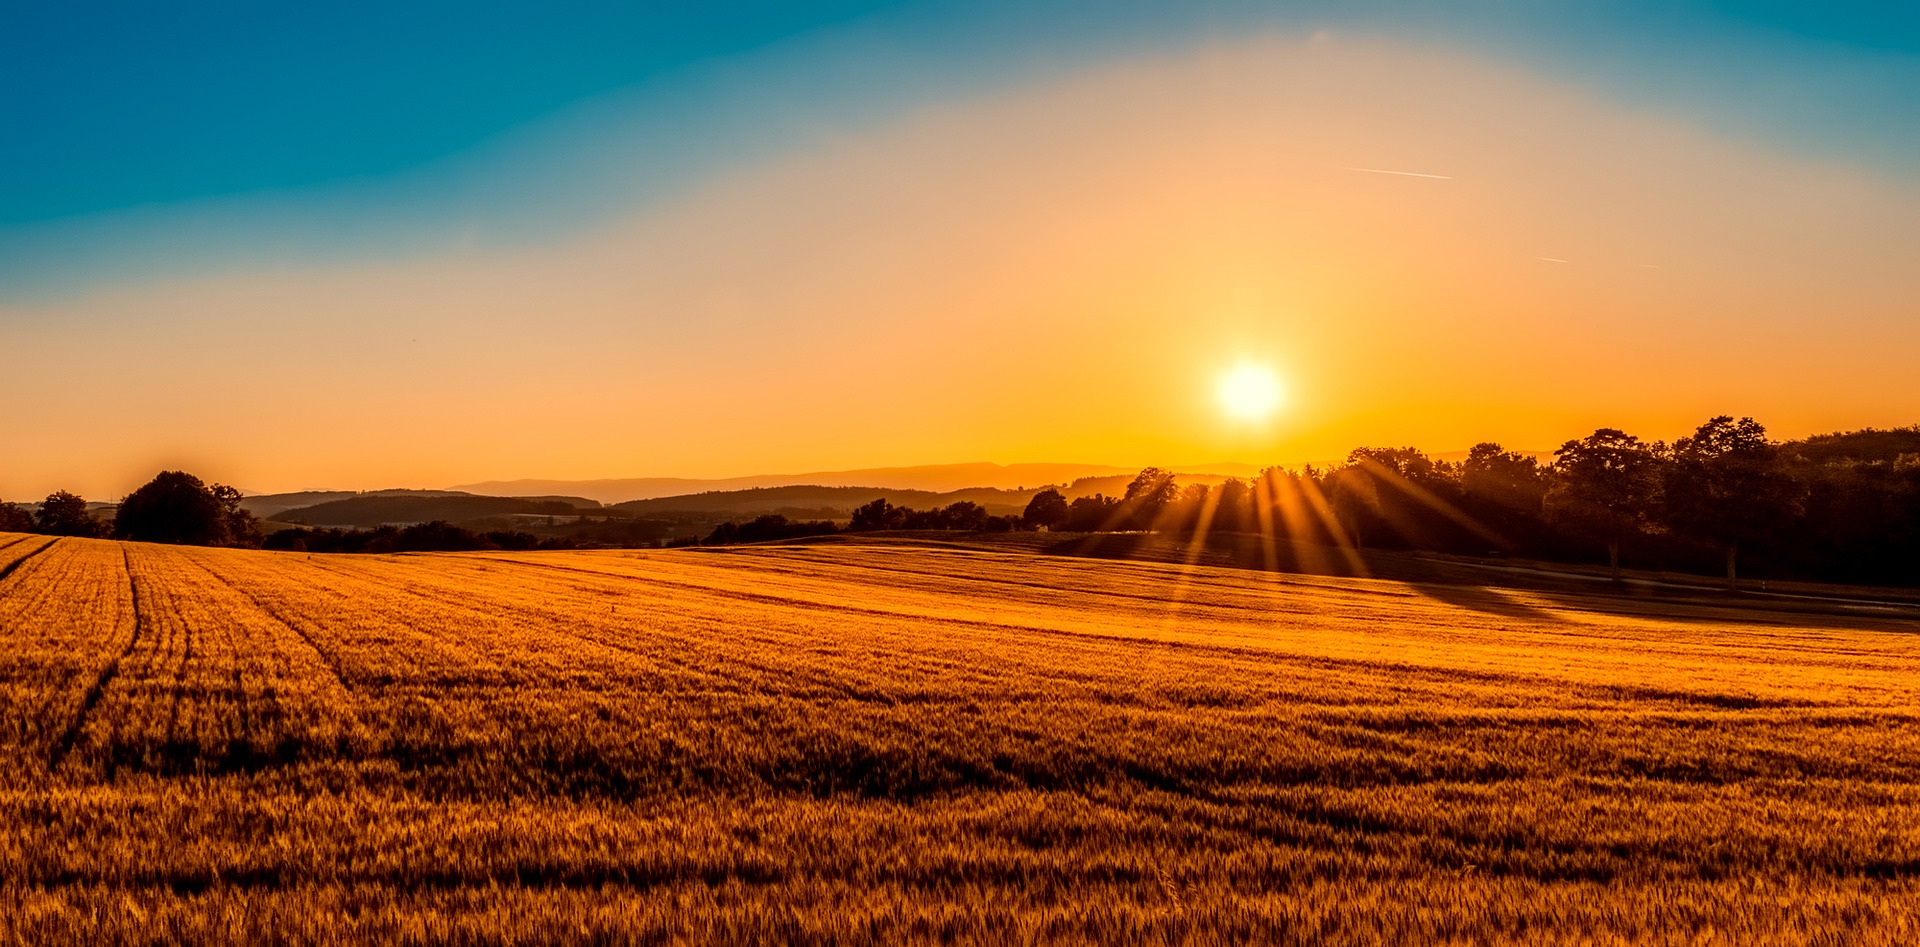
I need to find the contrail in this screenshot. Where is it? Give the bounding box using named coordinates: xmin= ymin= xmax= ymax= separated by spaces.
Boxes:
xmin=1536 ymin=257 xmax=1568 ymax=263
xmin=1346 ymin=167 xmax=1452 ymax=179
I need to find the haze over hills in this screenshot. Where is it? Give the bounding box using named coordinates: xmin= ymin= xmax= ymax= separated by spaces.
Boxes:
xmin=236 ymin=489 xmax=485 ymax=520
xmin=267 ymin=493 xmax=602 ymax=529
xmin=452 ymin=462 xmax=1264 ymax=505
xmin=614 ymin=486 xmax=1036 ymax=519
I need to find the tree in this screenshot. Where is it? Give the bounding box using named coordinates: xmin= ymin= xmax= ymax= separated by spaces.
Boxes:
xmin=211 ymin=483 xmax=263 ymax=547
xmin=936 ymin=501 xmax=990 ymax=531
xmin=0 ymin=502 xmax=34 ymax=533
xmin=113 ymin=471 xmax=256 ymax=546
xmin=1460 ymin=443 xmax=1550 ymax=551
xmin=35 ymin=491 xmax=99 ymax=537
xmin=1061 ymin=494 xmax=1120 ymax=532
xmin=1329 ymin=447 xmax=1488 ymax=552
xmin=1122 ymin=468 xmax=1178 ymax=530
xmin=1021 ymin=489 xmax=1069 ymax=531
xmin=1325 ymin=466 xmax=1382 ymax=550
xmin=1663 ymin=416 xmax=1799 ymax=590
xmin=1462 ymin=443 xmax=1548 ymax=514
xmin=1545 ymin=429 xmax=1662 ymax=580
xmin=848 ymin=497 xmax=904 ymax=532
xmin=1211 ymin=478 xmax=1250 ymax=534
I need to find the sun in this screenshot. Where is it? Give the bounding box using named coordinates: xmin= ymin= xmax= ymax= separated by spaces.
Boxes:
xmin=1217 ymin=364 xmax=1284 ymax=421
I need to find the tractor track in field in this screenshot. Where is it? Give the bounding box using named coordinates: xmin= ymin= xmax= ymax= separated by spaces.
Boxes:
xmin=0 ymin=537 xmax=58 ymax=586
xmin=47 ymin=547 xmax=145 ymax=773
xmin=183 ymin=556 xmax=361 ymax=721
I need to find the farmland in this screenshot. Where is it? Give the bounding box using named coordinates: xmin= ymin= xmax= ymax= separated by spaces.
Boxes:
xmin=1 ymin=530 xmax=1918 ymax=943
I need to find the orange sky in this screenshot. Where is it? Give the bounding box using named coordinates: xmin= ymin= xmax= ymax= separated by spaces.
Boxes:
xmin=5 ymin=35 xmax=1917 ymax=499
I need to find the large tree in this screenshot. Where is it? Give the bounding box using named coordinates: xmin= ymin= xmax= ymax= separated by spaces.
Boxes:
xmin=35 ymin=491 xmax=99 ymax=537
xmin=1461 ymin=443 xmax=1548 ymax=515
xmin=1021 ymin=488 xmax=1069 ymax=531
xmin=113 ymin=471 xmax=258 ymax=546
xmin=1210 ymin=478 xmax=1251 ymax=534
xmin=1325 ymin=465 xmax=1382 ymax=550
xmin=1545 ymin=429 xmax=1663 ymax=580
xmin=1122 ymin=468 xmax=1178 ymax=530
xmin=1460 ymin=442 xmax=1551 ymax=551
xmin=1663 ymin=416 xmax=1799 ymax=589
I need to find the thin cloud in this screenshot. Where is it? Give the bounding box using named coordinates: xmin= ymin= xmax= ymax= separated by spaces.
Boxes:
xmin=1346 ymin=167 xmax=1453 ymax=179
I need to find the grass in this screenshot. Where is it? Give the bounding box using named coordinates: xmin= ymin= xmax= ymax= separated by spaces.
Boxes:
xmin=1 ymin=529 xmax=1918 ymax=943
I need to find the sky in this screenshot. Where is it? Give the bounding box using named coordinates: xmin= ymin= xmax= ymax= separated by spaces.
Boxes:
xmin=3 ymin=1 xmax=1918 ymax=498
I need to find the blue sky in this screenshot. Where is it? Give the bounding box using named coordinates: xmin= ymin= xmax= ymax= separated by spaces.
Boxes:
xmin=3 ymin=1 xmax=1917 ymax=299
xmin=4 ymin=1 xmax=1919 ymax=495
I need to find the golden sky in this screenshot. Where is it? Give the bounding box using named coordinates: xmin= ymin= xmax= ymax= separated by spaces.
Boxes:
xmin=5 ymin=34 xmax=1917 ymax=498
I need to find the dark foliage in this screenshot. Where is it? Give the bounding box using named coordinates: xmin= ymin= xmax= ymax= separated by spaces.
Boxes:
xmin=703 ymin=515 xmax=840 ymax=545
xmin=35 ymin=490 xmax=103 ymax=537
xmin=0 ymin=502 xmax=34 ymax=532
xmin=18 ymin=419 xmax=1920 ymax=585
xmin=1061 ymin=494 xmax=1121 ymax=533
xmin=264 ymin=522 xmax=565 ymax=554
xmin=1021 ymin=489 xmax=1070 ymax=530
xmin=114 ymin=471 xmax=259 ymax=546
xmin=844 ymin=499 xmax=1017 ymax=534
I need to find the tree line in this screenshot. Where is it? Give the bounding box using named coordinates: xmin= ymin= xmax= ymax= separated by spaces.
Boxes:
xmin=688 ymin=418 xmax=1919 ymax=589
xmin=263 ymin=522 xmax=574 ymax=553
xmin=7 ymin=418 xmax=1915 ymax=586
xmin=0 ymin=471 xmax=572 ymax=554
xmin=0 ymin=472 xmax=261 ymax=545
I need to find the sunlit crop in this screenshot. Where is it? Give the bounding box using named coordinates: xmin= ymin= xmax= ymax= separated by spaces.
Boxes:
xmin=1 ymin=529 xmax=1917 ymax=943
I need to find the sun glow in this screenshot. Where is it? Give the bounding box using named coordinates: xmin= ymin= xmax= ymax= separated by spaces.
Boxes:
xmin=1217 ymin=364 xmax=1284 ymax=422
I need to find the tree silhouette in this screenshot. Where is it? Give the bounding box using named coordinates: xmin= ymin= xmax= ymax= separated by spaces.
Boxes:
xmin=1210 ymin=478 xmax=1250 ymax=534
xmin=937 ymin=501 xmax=990 ymax=531
xmin=848 ymin=498 xmax=904 ymax=531
xmin=1546 ymin=429 xmax=1662 ymax=580
xmin=1123 ymin=468 xmax=1178 ymax=530
xmin=1664 ymin=416 xmax=1799 ymax=589
xmin=212 ymin=483 xmax=262 ymax=547
xmin=1462 ymin=443 xmax=1547 ymax=514
xmin=1325 ymin=466 xmax=1382 ymax=550
xmin=114 ymin=471 xmax=258 ymax=546
xmin=1460 ymin=442 xmax=1550 ymax=551
xmin=1061 ymin=494 xmax=1120 ymax=533
xmin=0 ymin=502 xmax=35 ymax=533
xmin=35 ymin=491 xmax=99 ymax=537
xmin=1021 ymin=489 xmax=1069 ymax=531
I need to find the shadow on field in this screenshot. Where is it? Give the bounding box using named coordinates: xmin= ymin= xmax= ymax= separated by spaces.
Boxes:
xmin=1405 ymin=582 xmax=1563 ymax=622
xmin=823 ymin=530 xmax=1920 ymax=633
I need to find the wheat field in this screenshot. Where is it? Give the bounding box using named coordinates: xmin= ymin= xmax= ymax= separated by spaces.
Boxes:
xmin=1 ymin=530 xmax=1917 ymax=944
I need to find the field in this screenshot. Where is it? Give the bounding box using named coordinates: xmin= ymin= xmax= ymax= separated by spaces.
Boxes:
xmin=2 ymin=530 xmax=1919 ymax=943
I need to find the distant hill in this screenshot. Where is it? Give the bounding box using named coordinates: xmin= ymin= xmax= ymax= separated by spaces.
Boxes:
xmin=269 ymin=493 xmax=601 ymax=528
xmin=608 ymin=473 xmax=1301 ymax=520
xmin=454 ymin=463 xmax=1142 ymax=505
xmin=615 ymin=485 xmax=1035 ymax=518
xmin=240 ymin=489 xmax=474 ymax=520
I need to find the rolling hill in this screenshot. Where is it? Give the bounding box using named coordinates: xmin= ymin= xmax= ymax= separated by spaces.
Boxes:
xmin=612 ymin=485 xmax=1034 ymax=518
xmin=454 ymin=462 xmax=1155 ymax=504
xmin=267 ymin=492 xmax=601 ymax=528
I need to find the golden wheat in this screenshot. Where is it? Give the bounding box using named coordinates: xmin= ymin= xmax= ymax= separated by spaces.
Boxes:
xmin=1 ymin=531 xmax=1917 ymax=944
